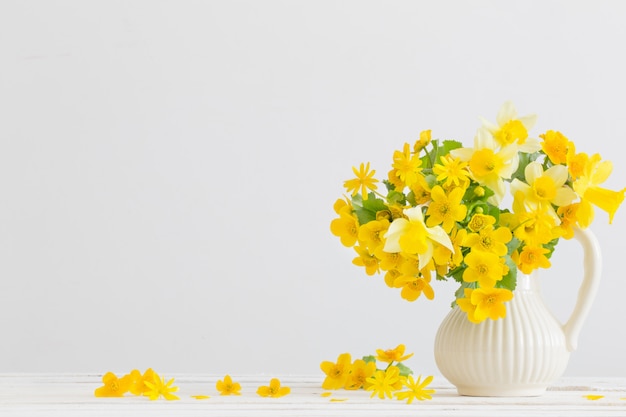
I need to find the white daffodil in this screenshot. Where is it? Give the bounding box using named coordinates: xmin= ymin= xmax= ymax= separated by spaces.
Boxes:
xmin=480 ymin=101 xmax=541 ymax=153
xmin=450 ymin=128 xmax=519 ymax=204
xmin=383 ymin=206 xmax=453 ymax=268
xmin=510 ymin=161 xmax=577 ymax=220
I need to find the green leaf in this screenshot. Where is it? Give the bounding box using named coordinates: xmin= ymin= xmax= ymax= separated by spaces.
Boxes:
xmin=497 ymin=256 xmax=517 ymax=291
xmin=396 ymin=362 xmax=414 ymax=377
xmin=362 ymin=355 xmax=377 ymax=365
xmin=543 ymin=237 xmax=560 ymax=259
xmin=506 ymin=236 xmax=522 ymax=254
xmin=352 ymin=193 xmax=388 ymax=224
xmin=439 ymin=140 xmax=463 ymax=162
xmin=387 ymin=190 xmax=406 ymax=205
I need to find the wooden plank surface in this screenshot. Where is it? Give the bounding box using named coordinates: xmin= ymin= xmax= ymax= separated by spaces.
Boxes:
xmin=1 ymin=374 xmax=626 ymax=416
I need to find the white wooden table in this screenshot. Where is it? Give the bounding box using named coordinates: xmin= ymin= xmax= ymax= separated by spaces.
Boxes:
xmin=2 ymin=374 xmax=626 ymax=416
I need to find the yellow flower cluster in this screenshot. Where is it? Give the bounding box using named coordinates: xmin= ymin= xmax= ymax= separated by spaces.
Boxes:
xmin=331 ymin=102 xmax=625 ymax=323
xmin=320 ymin=344 xmax=435 ymax=403
xmin=216 ymin=374 xmax=291 ymax=398
xmin=94 ymin=368 xmax=179 ymax=401
xmin=95 ymin=371 xmax=290 ymax=400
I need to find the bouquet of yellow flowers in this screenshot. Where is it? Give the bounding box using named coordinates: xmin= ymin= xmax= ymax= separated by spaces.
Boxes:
xmin=331 ymin=102 xmax=625 ymax=323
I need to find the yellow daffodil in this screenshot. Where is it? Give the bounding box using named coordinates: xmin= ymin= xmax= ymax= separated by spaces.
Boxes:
xmin=540 ymin=130 xmax=571 ymax=165
xmin=144 ymin=373 xmax=180 ymax=401
xmin=462 ymin=250 xmax=507 ymax=288
xmin=257 ymin=378 xmax=291 ymax=398
xmin=471 ymin=287 xmax=514 ymax=321
xmin=433 ymin=154 xmax=470 ymax=188
xmin=480 ymin=101 xmax=540 ymax=152
xmin=383 ymin=206 xmax=454 ymax=268
xmin=344 ymin=162 xmax=379 ymax=200
xmin=216 ymin=375 xmax=241 ymax=396
xmin=512 ymin=192 xmax=560 ymax=246
xmin=462 ymin=225 xmax=512 ymax=257
xmin=94 ymin=372 xmax=131 ymax=397
xmin=375 ymin=344 xmax=414 ymax=363
xmin=425 ymin=185 xmax=468 ymax=233
xmin=390 ymin=143 xmax=422 ymax=188
xmin=451 ymin=128 xmax=519 ymax=203
xmin=366 ymin=367 xmax=402 ymax=399
xmin=510 ymin=162 xmax=576 ymax=219
xmin=515 ymin=245 xmax=551 ymax=274
xmin=344 ymin=359 xmax=376 ymax=390
xmin=395 ymin=375 xmax=435 ymax=403
xmin=321 ymin=353 xmax=352 ymax=390
xmin=573 ymin=153 xmax=626 ymax=226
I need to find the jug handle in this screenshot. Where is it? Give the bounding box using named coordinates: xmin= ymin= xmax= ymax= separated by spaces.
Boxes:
xmin=563 ymin=227 xmax=602 ymax=352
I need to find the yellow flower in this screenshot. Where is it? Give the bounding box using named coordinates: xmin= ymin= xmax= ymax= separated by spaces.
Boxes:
xmin=128 ymin=368 xmax=156 ymax=396
xmin=344 ymin=359 xmax=376 ymax=390
xmin=573 ymin=153 xmax=626 ymax=226
xmin=344 ymin=162 xmax=379 ymax=200
xmin=556 ymin=203 xmax=580 ymax=239
xmin=376 ymin=251 xmax=404 ymax=274
xmin=451 ymin=128 xmax=519 ymax=203
xmin=330 ymin=198 xmax=359 ymax=247
xmin=407 ymin=173 xmax=432 ymax=204
xmin=510 ymin=162 xmax=576 ymax=219
xmin=395 ymin=375 xmax=435 ymax=403
xmin=375 ymin=344 xmax=414 ymax=363
xmin=390 ymin=143 xmax=422 ymax=188
xmin=515 ymin=245 xmax=551 ymax=274
xmin=383 ymin=268 xmax=402 ymax=288
xmin=433 ymin=154 xmax=470 ymax=188
xmin=366 ymin=367 xmax=402 ymax=399
xmin=467 ymin=213 xmax=496 ymax=232
xmin=144 ymin=373 xmax=180 ymax=401
xmin=471 ymin=287 xmax=513 ymax=321
xmin=472 ymin=288 xmax=513 ymax=321
xmin=216 ymin=375 xmax=241 ymax=396
xmin=257 ymin=378 xmax=291 ymax=398
xmin=394 ymin=274 xmax=435 ymax=301
xmin=383 ymin=206 xmax=454 ymax=268
xmin=566 ymin=145 xmax=588 ymax=179
xmin=480 ymin=101 xmax=540 ymax=152
xmin=94 ymin=372 xmax=131 ymax=397
xmin=462 ymin=250 xmax=506 ymax=288
xmin=540 ymin=130 xmax=571 ymax=165
xmin=462 ymin=225 xmax=512 ymax=257
xmin=425 ymin=185 xmax=468 ymax=233
xmin=352 ymin=245 xmax=380 ymax=275
xmin=414 ymin=129 xmax=432 ymax=152
xmin=321 ymin=353 xmax=352 ymax=390
xmin=358 ymin=219 xmax=390 ymax=254
xmin=512 ymin=192 xmax=559 ymax=246
xmin=456 ymin=288 xmax=482 ymax=323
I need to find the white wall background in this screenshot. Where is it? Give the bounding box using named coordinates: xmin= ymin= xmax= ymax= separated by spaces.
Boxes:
xmin=1 ymin=1 xmax=625 ymax=377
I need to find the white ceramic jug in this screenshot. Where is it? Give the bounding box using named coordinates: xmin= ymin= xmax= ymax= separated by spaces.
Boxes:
xmin=434 ymin=227 xmax=601 ymax=396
